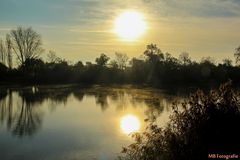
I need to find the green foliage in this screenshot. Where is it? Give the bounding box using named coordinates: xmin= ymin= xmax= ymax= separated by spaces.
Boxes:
xmin=119 ymin=82 xmax=240 ymax=160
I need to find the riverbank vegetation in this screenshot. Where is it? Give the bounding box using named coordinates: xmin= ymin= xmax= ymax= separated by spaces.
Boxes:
xmin=119 ymin=82 xmax=240 ymax=160
xmin=1 ymin=27 xmax=240 ymax=87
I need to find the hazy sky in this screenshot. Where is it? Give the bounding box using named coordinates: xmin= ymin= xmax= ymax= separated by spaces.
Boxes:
xmin=0 ymin=0 xmax=240 ymax=63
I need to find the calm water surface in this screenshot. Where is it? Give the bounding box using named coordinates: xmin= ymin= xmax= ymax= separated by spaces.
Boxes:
xmin=0 ymin=85 xmax=186 ymax=160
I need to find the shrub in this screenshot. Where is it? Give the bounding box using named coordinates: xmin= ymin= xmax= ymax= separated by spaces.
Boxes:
xmin=119 ymin=82 xmax=240 ymax=160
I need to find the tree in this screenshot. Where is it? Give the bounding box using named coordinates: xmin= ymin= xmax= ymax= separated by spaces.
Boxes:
xmin=74 ymin=61 xmax=84 ymax=68
xmin=179 ymin=52 xmax=191 ymax=65
xmin=164 ymin=52 xmax=180 ymax=70
xmin=0 ymin=62 xmax=8 ymax=73
xmin=20 ymin=58 xmax=45 ymax=79
xmin=47 ymin=50 xmax=61 ymax=63
xmin=114 ymin=52 xmax=129 ymax=69
xmin=12 ymin=98 xmax=42 ymax=137
xmin=144 ymin=44 xmax=164 ymax=64
xmin=95 ymin=53 xmax=110 ymax=66
xmin=10 ymin=27 xmax=43 ymax=66
xmin=222 ymin=58 xmax=232 ymax=67
xmin=86 ymin=62 xmax=92 ymax=66
xmin=6 ymin=34 xmax=13 ymax=69
xmin=234 ymin=46 xmax=240 ymax=65
xmin=0 ymin=35 xmax=13 ymax=69
xmin=201 ymin=56 xmax=215 ymax=65
xmin=130 ymin=58 xmax=147 ymax=83
xmin=0 ymin=39 xmax=6 ymax=65
xmin=109 ymin=60 xmax=118 ymax=68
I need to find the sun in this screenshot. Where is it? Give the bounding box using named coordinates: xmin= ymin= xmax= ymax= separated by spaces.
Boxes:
xmin=114 ymin=11 xmax=147 ymax=41
xmin=120 ymin=114 xmax=141 ymax=134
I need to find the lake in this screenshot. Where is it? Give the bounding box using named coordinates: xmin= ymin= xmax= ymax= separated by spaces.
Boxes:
xmin=0 ymin=85 xmax=187 ymax=160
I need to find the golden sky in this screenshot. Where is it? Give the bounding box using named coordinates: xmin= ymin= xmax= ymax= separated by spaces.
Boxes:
xmin=0 ymin=0 xmax=240 ymax=63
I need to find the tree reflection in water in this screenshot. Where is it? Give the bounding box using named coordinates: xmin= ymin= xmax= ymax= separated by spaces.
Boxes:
xmin=7 ymin=90 xmax=13 ymax=130
xmin=0 ymin=90 xmax=43 ymax=137
xmin=11 ymin=98 xmax=42 ymax=137
xmin=73 ymin=86 xmax=184 ymax=116
xmin=0 ymin=85 xmax=185 ymax=138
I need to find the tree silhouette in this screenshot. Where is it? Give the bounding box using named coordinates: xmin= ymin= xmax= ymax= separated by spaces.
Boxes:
xmin=234 ymin=46 xmax=240 ymax=65
xmin=144 ymin=44 xmax=164 ymax=64
xmin=95 ymin=53 xmax=110 ymax=66
xmin=74 ymin=61 xmax=84 ymax=68
xmin=11 ymin=98 xmax=43 ymax=137
xmin=109 ymin=59 xmax=118 ymax=69
xmin=1 ymin=28 xmax=240 ymax=87
xmin=0 ymin=39 xmax=6 ymax=65
xmin=0 ymin=91 xmax=43 ymax=137
xmin=5 ymin=34 xmax=13 ymax=69
xmin=0 ymin=35 xmax=13 ymax=69
xmin=201 ymin=56 xmax=215 ymax=65
xmin=47 ymin=50 xmax=61 ymax=63
xmin=222 ymin=58 xmax=233 ymax=67
xmin=114 ymin=52 xmax=129 ymax=69
xmin=9 ymin=27 xmax=43 ymax=65
xmin=0 ymin=62 xmax=7 ymax=74
xmin=179 ymin=52 xmax=191 ymax=65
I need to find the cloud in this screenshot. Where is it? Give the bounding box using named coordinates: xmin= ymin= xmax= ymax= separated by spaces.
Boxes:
xmin=142 ymin=0 xmax=240 ymax=18
xmin=1 ymin=0 xmax=239 ymax=62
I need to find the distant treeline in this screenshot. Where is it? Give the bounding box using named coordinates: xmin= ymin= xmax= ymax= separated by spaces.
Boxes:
xmin=1 ymin=27 xmax=240 ymax=87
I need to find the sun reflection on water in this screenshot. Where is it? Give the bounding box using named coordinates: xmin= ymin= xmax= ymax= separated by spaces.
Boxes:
xmin=120 ymin=114 xmax=141 ymax=134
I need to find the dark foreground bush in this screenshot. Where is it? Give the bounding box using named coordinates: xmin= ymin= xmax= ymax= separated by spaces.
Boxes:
xmin=119 ymin=82 xmax=240 ymax=160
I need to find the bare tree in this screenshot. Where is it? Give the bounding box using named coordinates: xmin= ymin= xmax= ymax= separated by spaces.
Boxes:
xmin=234 ymin=46 xmax=240 ymax=65
xmin=10 ymin=27 xmax=43 ymax=65
xmin=115 ymin=52 xmax=129 ymax=69
xmin=47 ymin=50 xmax=61 ymax=63
xmin=0 ymin=39 xmax=6 ymax=65
xmin=6 ymin=34 xmax=13 ymax=69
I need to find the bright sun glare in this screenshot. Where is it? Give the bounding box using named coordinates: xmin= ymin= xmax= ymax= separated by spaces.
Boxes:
xmin=120 ymin=114 xmax=141 ymax=134
xmin=114 ymin=11 xmax=147 ymax=41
